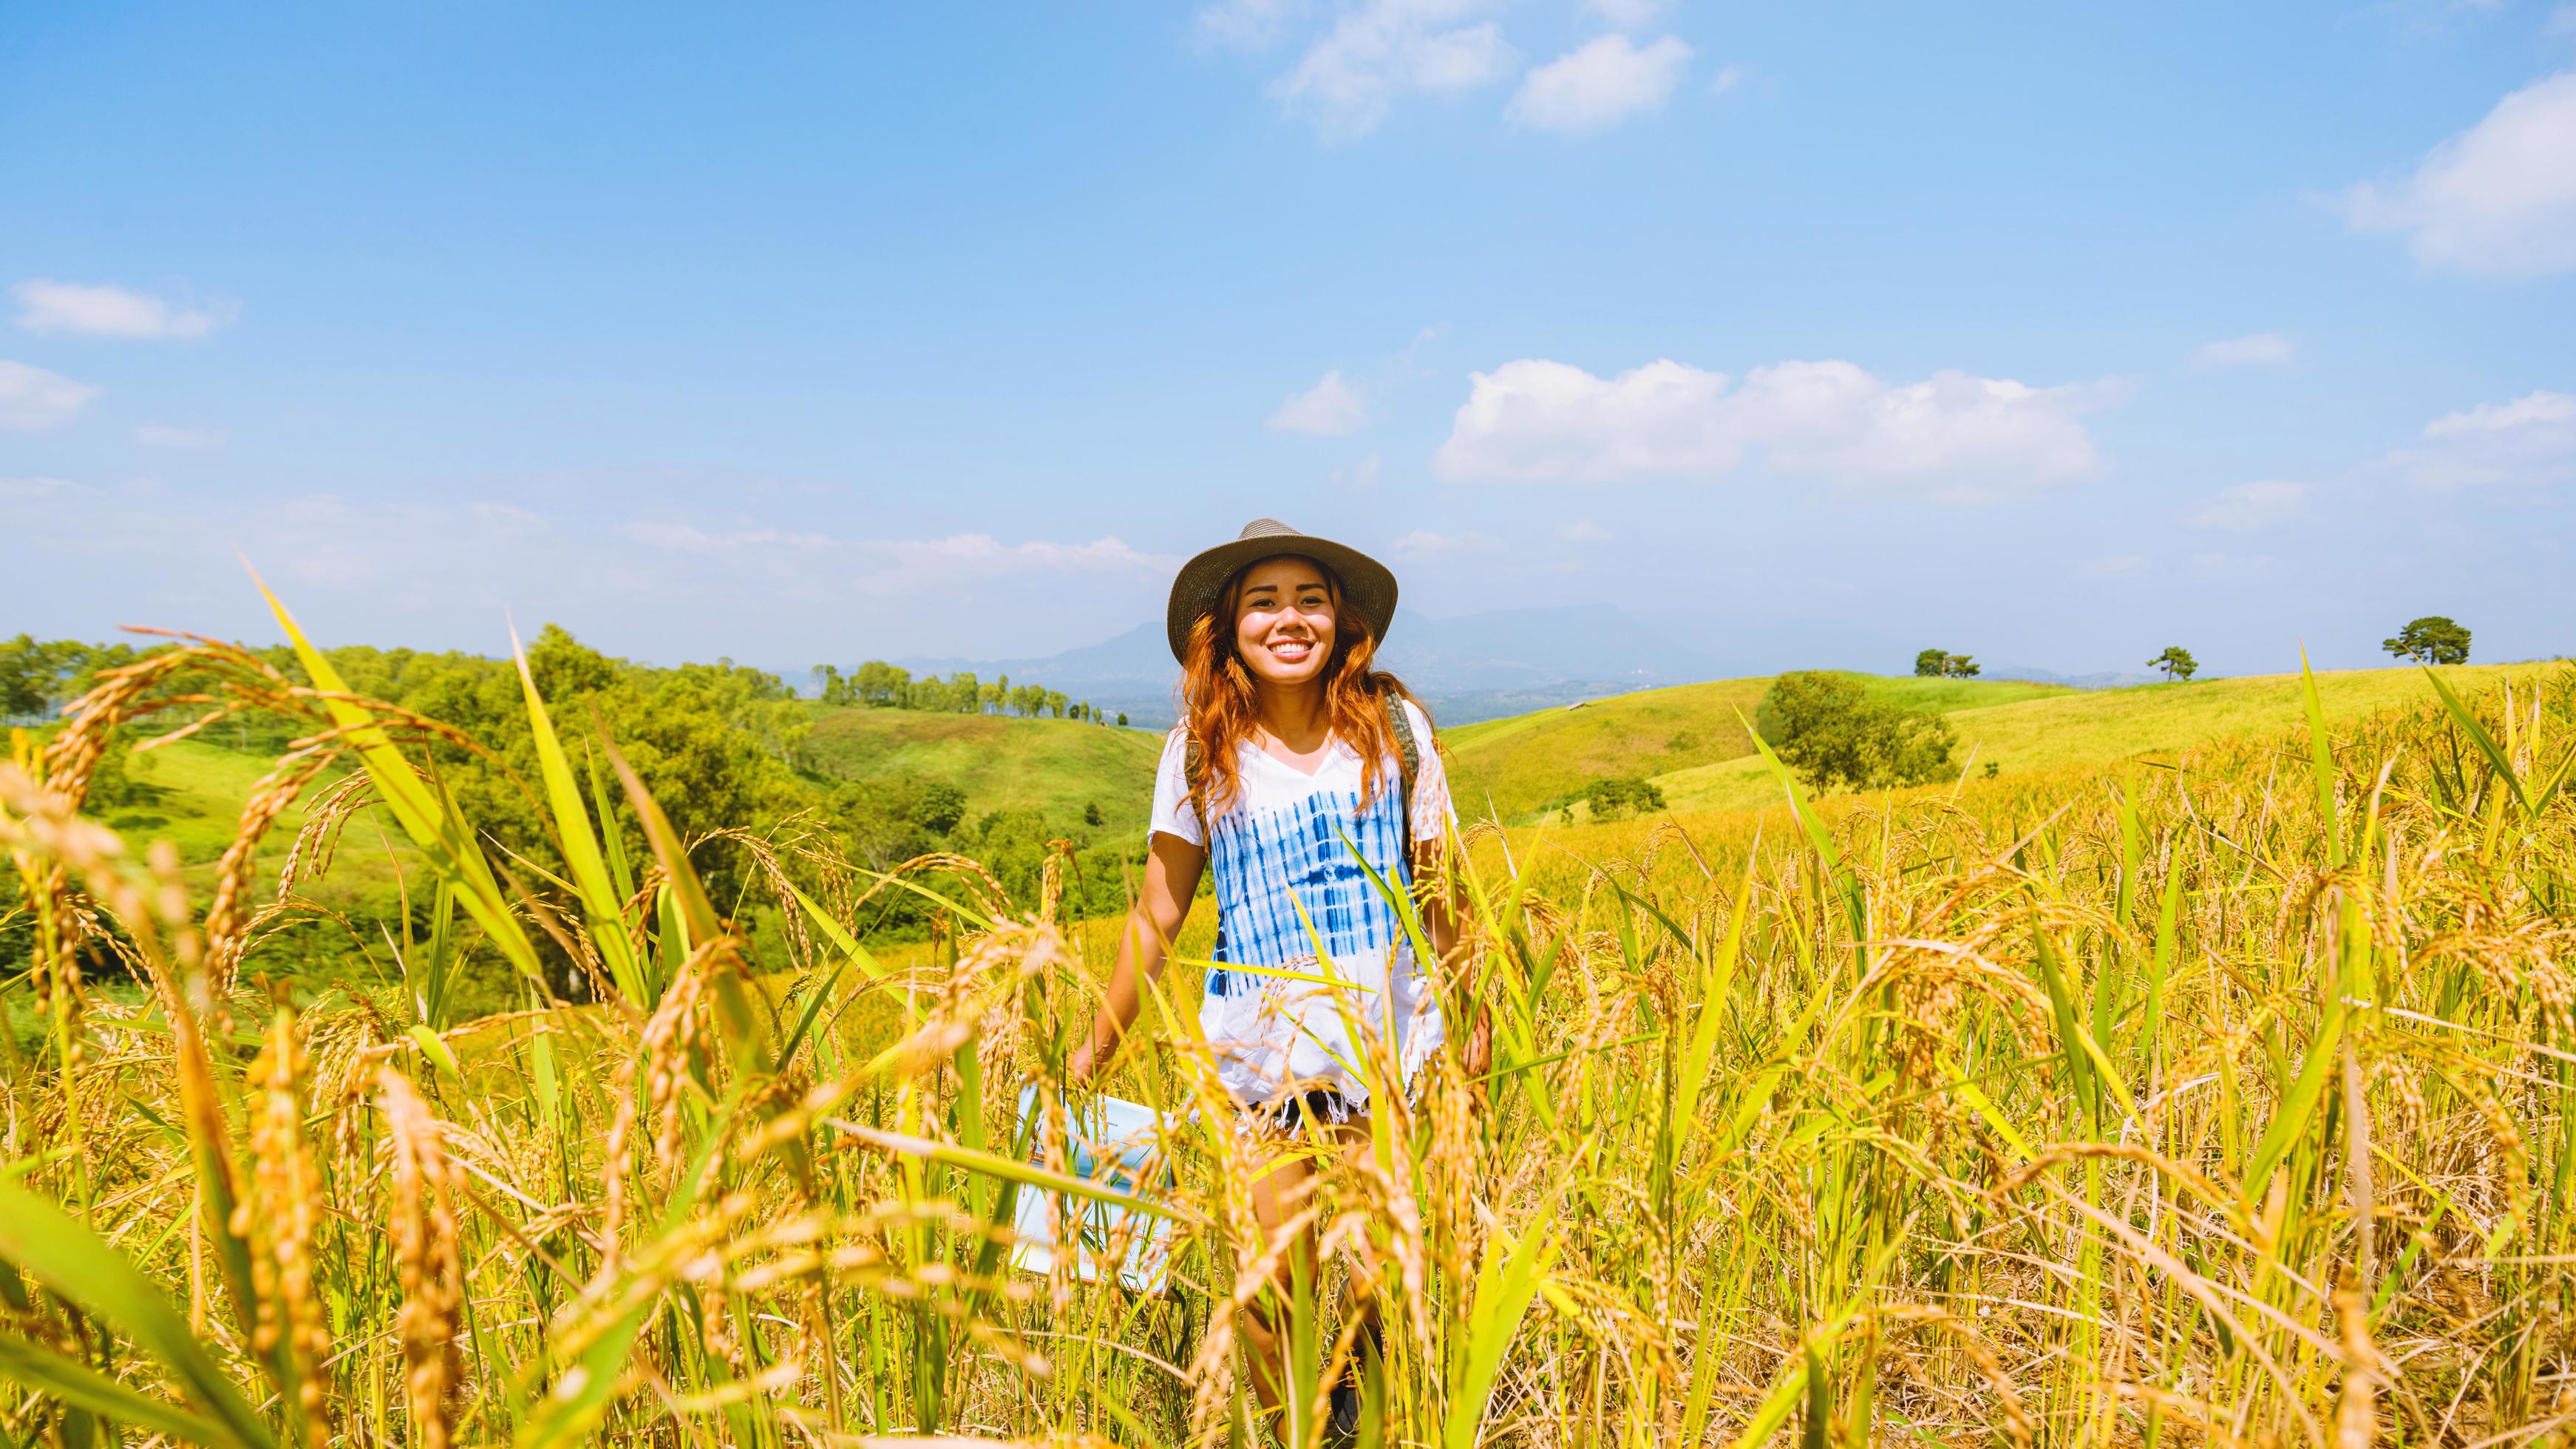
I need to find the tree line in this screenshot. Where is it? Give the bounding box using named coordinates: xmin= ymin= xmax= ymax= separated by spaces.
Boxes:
xmin=810 ymin=661 xmax=1126 ymax=726
xmin=6 ymin=628 xmax=1152 ymax=1010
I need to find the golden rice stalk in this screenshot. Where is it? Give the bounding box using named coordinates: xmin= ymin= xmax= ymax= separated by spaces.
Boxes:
xmin=235 ymin=1002 xmax=334 ymax=1446
xmin=203 ymin=744 xmax=339 ymax=997
xmin=380 ymin=1067 xmax=466 ymax=1449
xmin=2332 ymin=1274 xmax=2380 ymax=1449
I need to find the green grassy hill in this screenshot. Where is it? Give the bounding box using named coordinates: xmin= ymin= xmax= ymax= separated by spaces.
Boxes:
xmin=802 ymin=706 xmax=1164 ymax=832
xmin=1442 ymin=673 xmax=2073 ymax=821
xmin=1525 ymin=662 xmax=2558 ymax=824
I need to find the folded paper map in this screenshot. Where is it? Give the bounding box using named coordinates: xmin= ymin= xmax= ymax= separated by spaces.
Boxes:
xmin=1009 ymin=1085 xmax=1180 ymax=1297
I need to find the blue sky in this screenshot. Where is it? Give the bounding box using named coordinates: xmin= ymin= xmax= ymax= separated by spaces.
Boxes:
xmin=4 ymin=1 xmax=2572 ymax=678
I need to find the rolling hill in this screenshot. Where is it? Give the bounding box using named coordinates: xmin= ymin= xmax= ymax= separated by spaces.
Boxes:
xmin=801 ymin=706 xmax=1165 ymax=834
xmin=1440 ymin=674 xmax=2074 ymax=821
xmin=1441 ymin=661 xmax=2562 ymax=827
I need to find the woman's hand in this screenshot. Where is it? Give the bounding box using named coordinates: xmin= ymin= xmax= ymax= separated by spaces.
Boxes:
xmin=1462 ymin=1003 xmax=1492 ymax=1082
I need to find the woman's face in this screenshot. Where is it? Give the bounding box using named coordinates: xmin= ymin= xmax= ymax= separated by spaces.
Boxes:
xmin=1231 ymin=557 xmax=1337 ymax=689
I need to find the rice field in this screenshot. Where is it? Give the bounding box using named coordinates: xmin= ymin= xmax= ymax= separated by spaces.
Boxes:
xmin=4 ymin=591 xmax=2575 ymax=1448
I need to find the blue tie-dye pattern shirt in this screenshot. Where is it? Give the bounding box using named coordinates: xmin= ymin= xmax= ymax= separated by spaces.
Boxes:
xmin=1149 ymin=699 xmax=1452 ymax=1113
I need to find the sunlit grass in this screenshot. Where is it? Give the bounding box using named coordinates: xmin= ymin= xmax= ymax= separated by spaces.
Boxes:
xmin=4 ymin=603 xmax=2573 ymax=1448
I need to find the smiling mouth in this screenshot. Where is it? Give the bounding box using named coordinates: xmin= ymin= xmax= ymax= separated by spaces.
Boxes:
xmin=1268 ymin=638 xmax=1315 ymax=662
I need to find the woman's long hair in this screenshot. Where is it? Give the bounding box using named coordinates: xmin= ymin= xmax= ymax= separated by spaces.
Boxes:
xmin=1177 ymin=554 xmax=1427 ymax=824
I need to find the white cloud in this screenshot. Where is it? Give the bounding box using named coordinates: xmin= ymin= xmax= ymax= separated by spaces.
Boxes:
xmin=1331 ymin=452 xmax=1385 ymax=490
xmin=1556 ymin=518 xmax=1611 ymax=542
xmin=0 ymin=359 xmax=101 ymax=432
xmin=871 ymin=533 xmax=1169 ymax=583
xmin=1268 ymin=368 xmax=1372 ymax=435
xmin=2382 ymin=388 xmax=2576 ymax=487
xmin=1197 ymin=0 xmax=1308 ymax=50
xmin=622 ymin=521 xmax=835 ymax=554
xmin=13 ymin=279 xmax=234 ymax=339
xmin=469 ymin=500 xmax=547 ymax=531
xmin=2550 ymin=4 xmax=2576 ymax=38
xmin=1710 ymin=64 xmax=1745 ymax=95
xmin=135 ymin=422 xmax=228 ymax=450
xmin=1509 ymin=34 xmax=1692 ymax=133
xmin=2190 ymin=479 xmax=2309 ymax=532
xmin=2345 ymin=69 xmax=2576 ymax=276
xmin=1434 ymin=356 xmax=2123 ymax=500
xmin=1 ymin=475 xmax=81 ymax=501
xmin=2193 ymin=332 xmax=2297 ymax=368
xmin=1583 ymin=0 xmax=1671 ymax=26
xmin=1390 ymin=528 xmax=1500 ymax=557
xmin=2087 ymin=554 xmax=2147 ymax=579
xmin=1273 ymin=0 xmax=1515 ymax=142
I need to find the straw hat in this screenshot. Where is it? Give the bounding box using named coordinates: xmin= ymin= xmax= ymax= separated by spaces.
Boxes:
xmin=1164 ymin=518 xmax=1399 ymax=664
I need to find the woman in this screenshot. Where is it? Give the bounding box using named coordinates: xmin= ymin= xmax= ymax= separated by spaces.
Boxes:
xmin=1069 ymin=518 xmax=1464 ymax=1438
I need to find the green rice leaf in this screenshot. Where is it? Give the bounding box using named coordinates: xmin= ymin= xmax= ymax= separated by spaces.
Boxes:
xmin=2300 ymin=648 xmax=2341 ymax=868
xmin=1444 ymin=1196 xmax=1557 ymax=1449
xmin=512 ymin=627 xmax=647 ymax=1005
xmin=2421 ymin=665 xmax=2534 ymax=818
xmin=828 ymin=1121 xmax=1200 ymax=1224
xmin=0 ymin=1335 xmax=248 ymax=1448
xmin=0 ymin=1181 xmax=273 ymax=1449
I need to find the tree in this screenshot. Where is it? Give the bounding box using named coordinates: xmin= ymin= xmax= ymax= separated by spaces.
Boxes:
xmin=2383 ymin=616 xmax=2471 ymax=666
xmin=1914 ymin=648 xmax=1980 ymax=679
xmin=910 ymin=781 xmax=968 ymax=835
xmin=2147 ymin=646 xmax=2198 ymax=682
xmin=1116 ymin=712 xmax=1129 ymax=727
xmin=852 ymin=661 xmax=911 ymax=707
xmin=1082 ymin=801 xmax=1104 ymax=828
xmin=1 ymin=635 xmax=83 ymax=718
xmin=1755 ymin=670 xmax=1957 ymax=793
xmin=1583 ymin=776 xmax=1667 ymax=819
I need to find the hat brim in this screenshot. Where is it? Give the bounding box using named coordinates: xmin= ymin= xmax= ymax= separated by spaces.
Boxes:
xmin=1166 ymin=534 xmax=1399 ymax=664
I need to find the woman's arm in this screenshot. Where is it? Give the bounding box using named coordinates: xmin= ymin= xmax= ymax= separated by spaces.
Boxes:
xmin=1416 ymin=838 xmax=1486 ymax=1079
xmin=1068 ymin=830 xmax=1206 ymax=1085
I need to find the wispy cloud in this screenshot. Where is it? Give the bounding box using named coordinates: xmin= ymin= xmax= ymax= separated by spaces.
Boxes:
xmin=1268 ymin=368 xmax=1372 ymax=435
xmin=2345 ymin=69 xmax=2576 ymax=276
xmin=2190 ymin=479 xmax=2309 ymax=531
xmin=1330 ymin=452 xmax=1385 ymax=490
xmin=135 ymin=421 xmax=228 ymax=451
xmin=2381 ymin=388 xmax=2576 ymax=487
xmin=1435 ymin=356 xmax=2127 ymax=500
xmin=1390 ymin=528 xmax=1500 ymax=557
xmin=2192 ymin=332 xmax=2297 ymax=368
xmin=874 ymin=533 xmax=1165 ymax=577
xmin=622 ymin=521 xmax=835 ymax=554
xmin=1583 ymin=0 xmax=1671 ymax=26
xmin=1271 ymin=0 xmax=1515 ymax=141
xmin=1509 ymin=33 xmax=1692 ymax=133
xmin=0 ymin=359 xmax=101 ymax=432
xmin=13 ymin=279 xmax=235 ymax=339
xmin=1194 ymin=0 xmax=1308 ymax=51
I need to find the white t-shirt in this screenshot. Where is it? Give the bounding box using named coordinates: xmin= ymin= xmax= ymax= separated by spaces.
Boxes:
xmin=1149 ymin=699 xmax=1454 ymax=1115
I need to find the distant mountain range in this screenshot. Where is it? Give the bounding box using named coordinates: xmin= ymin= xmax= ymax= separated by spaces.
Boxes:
xmin=886 ymin=605 xmax=1994 ymax=727
xmin=854 ymin=605 xmax=2164 ymax=728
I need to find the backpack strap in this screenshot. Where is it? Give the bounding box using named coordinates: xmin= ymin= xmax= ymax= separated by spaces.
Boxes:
xmin=1178 ymin=730 xmax=1235 ymax=988
xmin=1383 ymin=693 xmax=1419 ymax=863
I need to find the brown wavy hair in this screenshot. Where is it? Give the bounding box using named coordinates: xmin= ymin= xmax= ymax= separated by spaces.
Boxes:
xmin=1177 ymin=553 xmax=1427 ymax=826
